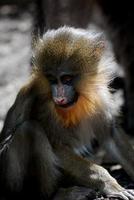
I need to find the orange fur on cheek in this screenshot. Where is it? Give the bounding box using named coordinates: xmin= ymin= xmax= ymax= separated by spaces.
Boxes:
xmin=55 ymin=95 xmax=97 ymax=128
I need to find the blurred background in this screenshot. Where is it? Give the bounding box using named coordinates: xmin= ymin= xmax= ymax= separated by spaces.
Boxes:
xmin=0 ymin=1 xmax=33 ymax=131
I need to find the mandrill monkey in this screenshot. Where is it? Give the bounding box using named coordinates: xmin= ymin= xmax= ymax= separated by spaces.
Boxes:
xmin=0 ymin=26 xmax=134 ymax=199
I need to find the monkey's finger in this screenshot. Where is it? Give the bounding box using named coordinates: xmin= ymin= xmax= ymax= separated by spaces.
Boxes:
xmin=127 ymin=190 xmax=134 ymax=196
xmin=107 ymin=193 xmax=129 ymax=200
xmin=123 ymin=191 xmax=134 ymax=200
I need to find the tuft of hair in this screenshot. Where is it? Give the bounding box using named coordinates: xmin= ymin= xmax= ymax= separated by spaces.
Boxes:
xmin=33 ymin=26 xmax=106 ymax=73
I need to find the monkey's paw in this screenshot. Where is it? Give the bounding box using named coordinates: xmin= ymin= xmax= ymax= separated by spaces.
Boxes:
xmin=103 ymin=182 xmax=134 ymax=200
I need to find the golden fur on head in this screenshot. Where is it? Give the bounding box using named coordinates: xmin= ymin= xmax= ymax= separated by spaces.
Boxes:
xmin=33 ymin=27 xmax=115 ymax=127
xmin=33 ymin=27 xmax=105 ymax=75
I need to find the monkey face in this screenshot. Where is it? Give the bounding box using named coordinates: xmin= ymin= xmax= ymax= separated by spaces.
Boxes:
xmin=45 ymin=71 xmax=79 ymax=108
xmin=33 ymin=27 xmax=111 ymax=127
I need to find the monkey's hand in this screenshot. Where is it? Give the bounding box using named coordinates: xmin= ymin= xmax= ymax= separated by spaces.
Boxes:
xmin=89 ymin=164 xmax=134 ymax=200
xmin=56 ymin=147 xmax=134 ymax=200
xmin=101 ymin=176 xmax=134 ymax=200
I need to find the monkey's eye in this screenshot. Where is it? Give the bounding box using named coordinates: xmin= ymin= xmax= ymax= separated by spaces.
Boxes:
xmin=46 ymin=75 xmax=57 ymax=84
xmin=61 ymin=75 xmax=74 ymax=85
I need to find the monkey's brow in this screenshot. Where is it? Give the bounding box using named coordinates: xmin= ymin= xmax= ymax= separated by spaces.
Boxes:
xmin=45 ymin=67 xmax=74 ymax=75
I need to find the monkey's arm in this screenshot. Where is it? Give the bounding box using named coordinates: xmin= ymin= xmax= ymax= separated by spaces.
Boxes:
xmin=0 ymin=120 xmax=60 ymax=198
xmin=0 ymin=81 xmax=61 ymax=198
xmin=103 ymin=126 xmax=134 ymax=180
xmin=0 ymin=84 xmax=36 ymax=153
xmin=56 ymin=147 xmax=134 ymax=200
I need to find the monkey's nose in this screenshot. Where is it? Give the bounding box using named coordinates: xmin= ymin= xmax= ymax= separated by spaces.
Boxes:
xmin=54 ymin=97 xmax=67 ymax=105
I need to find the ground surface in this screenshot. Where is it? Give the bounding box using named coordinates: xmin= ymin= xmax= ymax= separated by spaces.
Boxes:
xmin=0 ymin=5 xmax=133 ymax=200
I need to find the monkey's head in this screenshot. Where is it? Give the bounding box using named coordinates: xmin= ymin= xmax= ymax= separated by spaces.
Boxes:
xmin=33 ymin=27 xmax=115 ymax=127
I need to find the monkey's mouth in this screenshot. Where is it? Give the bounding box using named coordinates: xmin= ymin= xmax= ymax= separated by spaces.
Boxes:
xmin=56 ymin=93 xmax=79 ymax=108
